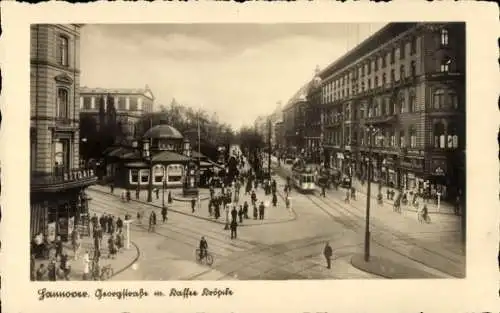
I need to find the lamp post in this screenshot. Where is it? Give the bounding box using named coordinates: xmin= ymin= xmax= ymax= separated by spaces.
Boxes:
xmin=142 ymin=139 xmax=153 ymax=203
xmin=364 ymin=124 xmax=381 ymax=262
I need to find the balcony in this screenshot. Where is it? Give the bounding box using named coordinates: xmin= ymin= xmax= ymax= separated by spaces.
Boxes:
xmin=31 ymin=167 xmax=98 ymax=193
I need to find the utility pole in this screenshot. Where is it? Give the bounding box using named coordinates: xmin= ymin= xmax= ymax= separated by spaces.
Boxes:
xmin=268 ymin=118 xmax=272 ymax=176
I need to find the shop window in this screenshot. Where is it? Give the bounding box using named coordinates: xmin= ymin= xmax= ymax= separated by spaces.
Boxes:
xmin=153 ymin=165 xmax=164 ymax=183
xmin=409 ymin=126 xmax=417 ymax=148
xmin=400 ymin=65 xmax=405 ymax=80
xmin=83 ymin=97 xmax=91 ymax=110
xmin=140 ymin=169 xmax=150 ymax=183
xmin=130 ymin=169 xmax=139 ymax=183
xmin=433 ymin=121 xmax=446 ymax=148
xmin=56 ymin=88 xmax=69 ymax=119
xmin=441 ymin=29 xmax=449 ymax=46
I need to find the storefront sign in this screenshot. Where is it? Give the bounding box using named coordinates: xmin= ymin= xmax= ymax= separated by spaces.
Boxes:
xmin=400 ymin=160 xmax=423 ymax=171
xmin=434 ymin=167 xmax=445 ymax=176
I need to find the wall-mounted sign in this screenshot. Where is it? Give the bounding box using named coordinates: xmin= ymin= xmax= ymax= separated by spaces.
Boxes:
xmin=434 ymin=167 xmax=445 ymax=176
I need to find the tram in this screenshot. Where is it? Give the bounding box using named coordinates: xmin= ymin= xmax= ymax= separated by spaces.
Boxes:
xmin=291 ymin=164 xmax=317 ymax=192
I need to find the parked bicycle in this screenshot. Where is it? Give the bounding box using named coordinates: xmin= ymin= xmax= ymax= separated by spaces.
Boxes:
xmin=195 ymin=249 xmax=214 ymax=266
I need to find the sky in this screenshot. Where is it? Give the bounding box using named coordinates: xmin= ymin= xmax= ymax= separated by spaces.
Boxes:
xmin=80 ymin=23 xmax=385 ymax=130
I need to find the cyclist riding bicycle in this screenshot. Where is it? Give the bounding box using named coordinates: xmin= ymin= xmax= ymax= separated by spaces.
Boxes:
xmin=199 ymin=236 xmax=208 ymax=260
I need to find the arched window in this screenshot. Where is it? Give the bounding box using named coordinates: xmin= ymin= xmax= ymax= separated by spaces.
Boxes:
xmin=374 ymin=99 xmax=380 ymax=116
xmin=400 ymin=65 xmax=405 ymax=80
xmin=409 ymin=125 xmax=417 ymax=148
xmin=409 ymin=92 xmax=416 ymax=112
xmin=447 ymin=122 xmax=459 ymax=148
xmin=375 ymin=76 xmax=379 ymax=87
xmin=56 ymin=88 xmax=69 ymax=119
xmin=57 ymin=35 xmax=69 ymax=66
xmin=433 ymin=89 xmax=445 ymax=109
xmin=367 ymin=102 xmax=373 ymax=118
xmin=390 ymin=129 xmax=395 ymax=147
xmin=433 ymin=121 xmax=446 ymax=148
xmin=390 ymin=69 xmax=395 ymax=83
xmin=441 ymin=29 xmax=449 ymax=46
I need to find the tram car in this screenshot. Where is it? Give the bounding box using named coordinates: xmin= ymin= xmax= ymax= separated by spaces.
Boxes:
xmin=291 ymin=166 xmax=317 ymax=192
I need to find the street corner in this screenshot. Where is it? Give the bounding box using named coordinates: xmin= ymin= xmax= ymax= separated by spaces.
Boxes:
xmin=349 ymin=253 xmax=440 ymax=279
xmin=102 ymin=241 xmax=141 ymax=280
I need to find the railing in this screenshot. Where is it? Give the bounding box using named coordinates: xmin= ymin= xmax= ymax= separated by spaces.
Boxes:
xmin=31 ymin=167 xmax=97 ymax=186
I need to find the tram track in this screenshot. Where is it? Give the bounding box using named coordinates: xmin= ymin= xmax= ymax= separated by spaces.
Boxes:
xmin=304 ymin=192 xmax=464 ymax=278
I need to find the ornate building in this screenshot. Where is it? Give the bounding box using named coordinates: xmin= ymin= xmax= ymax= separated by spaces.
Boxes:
xmin=316 ymin=22 xmax=465 ymax=200
xmin=30 ymin=24 xmax=97 ymax=240
xmin=79 ymin=86 xmax=154 ymax=138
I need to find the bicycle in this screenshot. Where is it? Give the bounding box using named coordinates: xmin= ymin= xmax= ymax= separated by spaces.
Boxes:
xmin=195 ymin=249 xmax=214 ymax=266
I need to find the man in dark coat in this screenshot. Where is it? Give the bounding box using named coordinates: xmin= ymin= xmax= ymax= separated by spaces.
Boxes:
xmin=161 ymin=206 xmax=168 ymax=223
xmin=231 ymin=206 xmax=238 ymax=221
xmin=259 ymin=201 xmax=265 ymax=220
xmin=230 ymin=219 xmax=238 ymax=239
xmin=238 ymin=205 xmax=244 ymax=223
xmin=99 ymin=214 xmax=106 ymax=233
xmin=323 ymin=242 xmax=333 ymax=269
xmin=243 ymin=201 xmax=249 ymax=219
xmin=116 ymin=217 xmax=123 ymax=232
xmin=191 ymin=198 xmax=196 ymax=213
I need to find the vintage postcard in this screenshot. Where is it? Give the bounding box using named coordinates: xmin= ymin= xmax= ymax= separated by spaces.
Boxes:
xmin=0 ymin=2 xmax=498 ymax=313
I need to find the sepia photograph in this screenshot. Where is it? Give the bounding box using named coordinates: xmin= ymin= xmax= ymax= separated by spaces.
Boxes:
xmin=29 ymin=22 xmax=467 ymax=282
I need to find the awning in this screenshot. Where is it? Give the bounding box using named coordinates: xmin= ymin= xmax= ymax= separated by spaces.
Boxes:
xmin=124 ymin=161 xmax=149 ymax=168
xmin=152 ymin=151 xmax=191 ymax=163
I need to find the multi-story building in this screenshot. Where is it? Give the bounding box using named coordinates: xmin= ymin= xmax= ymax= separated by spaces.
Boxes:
xmin=282 ymin=82 xmax=312 ymax=157
xmin=316 ymin=22 xmax=465 ymax=200
xmin=79 ymin=86 xmax=154 ymax=138
xmin=30 ymin=24 xmax=97 ymax=240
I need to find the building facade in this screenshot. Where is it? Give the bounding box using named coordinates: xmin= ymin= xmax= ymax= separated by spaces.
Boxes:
xmin=30 ymin=24 xmax=97 ymax=240
xmin=314 ymin=22 xmax=465 ymax=200
xmin=282 ymin=83 xmax=311 ymax=158
xmin=79 ymin=86 xmax=154 ymax=138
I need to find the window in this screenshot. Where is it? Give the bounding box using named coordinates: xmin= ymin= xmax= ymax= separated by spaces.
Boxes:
xmin=140 ymin=169 xmax=150 ymax=183
xmin=433 ymin=89 xmax=446 ymax=109
xmin=441 ymin=29 xmax=449 ymax=46
xmin=367 ymin=62 xmax=371 ymax=75
xmin=440 ymin=57 xmax=451 ymax=72
xmin=367 ymin=102 xmax=373 ymax=118
xmin=374 ymin=100 xmax=380 ymax=116
xmin=382 ymin=73 xmax=386 ymax=86
xmin=375 ymin=76 xmax=379 ymax=87
xmin=361 ymin=81 xmax=365 ymax=92
xmin=382 ymin=54 xmax=386 ymax=68
xmin=447 ymin=122 xmax=459 ymax=148
xmin=345 ymin=106 xmax=350 ymax=120
xmin=400 ymin=65 xmax=406 ymax=80
xmin=399 ymin=93 xmax=406 ymax=113
xmin=411 ymin=36 xmax=417 ymax=55
xmin=400 ymin=42 xmax=405 ymax=59
xmin=450 ymin=91 xmax=458 ymax=109
xmin=118 ymin=97 xmax=126 ymax=110
xmin=390 ymin=69 xmax=395 ymax=83
xmin=129 ymin=97 xmax=138 ymax=111
xmin=83 ymin=97 xmax=91 ymax=110
xmin=130 ymin=169 xmax=139 ymax=183
xmin=399 ymin=130 xmax=406 ymax=148
xmin=375 ymin=57 xmax=379 ymax=71
xmin=367 ymin=78 xmax=371 ymax=90
xmin=409 ymin=92 xmax=416 ymax=112
xmin=390 ymin=48 xmax=395 ymax=64
xmin=385 ymin=97 xmax=391 ymax=115
xmin=53 ymin=139 xmax=70 ymax=172
xmin=390 ymin=130 xmax=395 ymax=147
xmin=153 ymin=165 xmax=164 ymax=183
xmin=56 ymin=88 xmax=69 ymax=119
xmin=361 ymin=65 xmax=365 ymax=77
xmin=411 ymin=61 xmax=416 ymax=76
xmin=433 ymin=121 xmax=446 ymax=148
xmin=57 ymin=35 xmax=69 ymax=66
xmin=409 ymin=126 xmax=417 ymax=148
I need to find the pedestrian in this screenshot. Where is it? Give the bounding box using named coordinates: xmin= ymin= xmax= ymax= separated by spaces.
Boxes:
xmin=321 ymin=185 xmax=326 ymax=197
xmin=54 ymin=235 xmax=63 ymax=259
xmin=168 ymin=191 xmax=172 ymax=204
xmin=82 ymin=251 xmax=90 ymax=280
xmin=47 ymin=259 xmax=57 ymax=281
xmin=116 ymin=217 xmax=123 ymax=233
xmin=99 ymin=214 xmax=106 ymax=233
xmin=272 ymin=193 xmax=277 ymax=207
xmin=230 ymin=219 xmax=238 ymax=239
xmin=191 ymin=198 xmax=196 ymax=213
xmin=136 ymin=188 xmax=140 ymax=200
xmin=108 ymin=236 xmax=117 ymax=259
xmin=126 ymin=190 xmax=131 ymax=202
xmin=231 ymin=206 xmax=238 ymax=221
xmin=161 ymin=206 xmax=168 ymax=222
xmin=106 ymin=215 xmax=113 ymax=234
xmin=243 ymin=201 xmax=249 ymax=219
xmin=60 ymin=252 xmax=71 ymax=280
xmin=259 ymin=201 xmax=265 ymax=220
xmin=71 ymin=229 xmax=81 ymax=260
xmin=323 ymin=242 xmax=333 ymax=269
xmin=285 ymin=196 xmax=291 ymax=209
xmin=36 ymin=263 xmax=47 ymax=281
xmin=344 ymin=190 xmax=350 ymax=203
xmin=91 ymin=213 xmax=98 ymax=234
xmin=110 ymin=183 xmax=114 ymax=194
xmin=253 ymin=204 xmax=258 ymax=220
xmin=137 ymin=211 xmax=142 ymax=225
xmin=238 ymin=205 xmax=244 ymax=223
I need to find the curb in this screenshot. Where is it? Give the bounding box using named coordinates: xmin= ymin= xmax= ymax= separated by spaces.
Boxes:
xmin=108 ymin=241 xmax=141 ymax=280
xmin=172 ymin=195 xmax=210 ymax=203
xmin=89 ymin=187 xmax=296 ymax=228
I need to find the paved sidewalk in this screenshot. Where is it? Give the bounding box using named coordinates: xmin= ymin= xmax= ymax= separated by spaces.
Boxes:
xmin=90 ymin=184 xmax=295 ymax=227
xmin=32 ymin=234 xmax=139 ymax=281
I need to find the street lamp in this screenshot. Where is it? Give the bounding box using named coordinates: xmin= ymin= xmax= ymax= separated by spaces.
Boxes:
xmin=364 ymin=124 xmax=381 ymax=262
xmin=142 ymin=139 xmax=153 ymax=203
